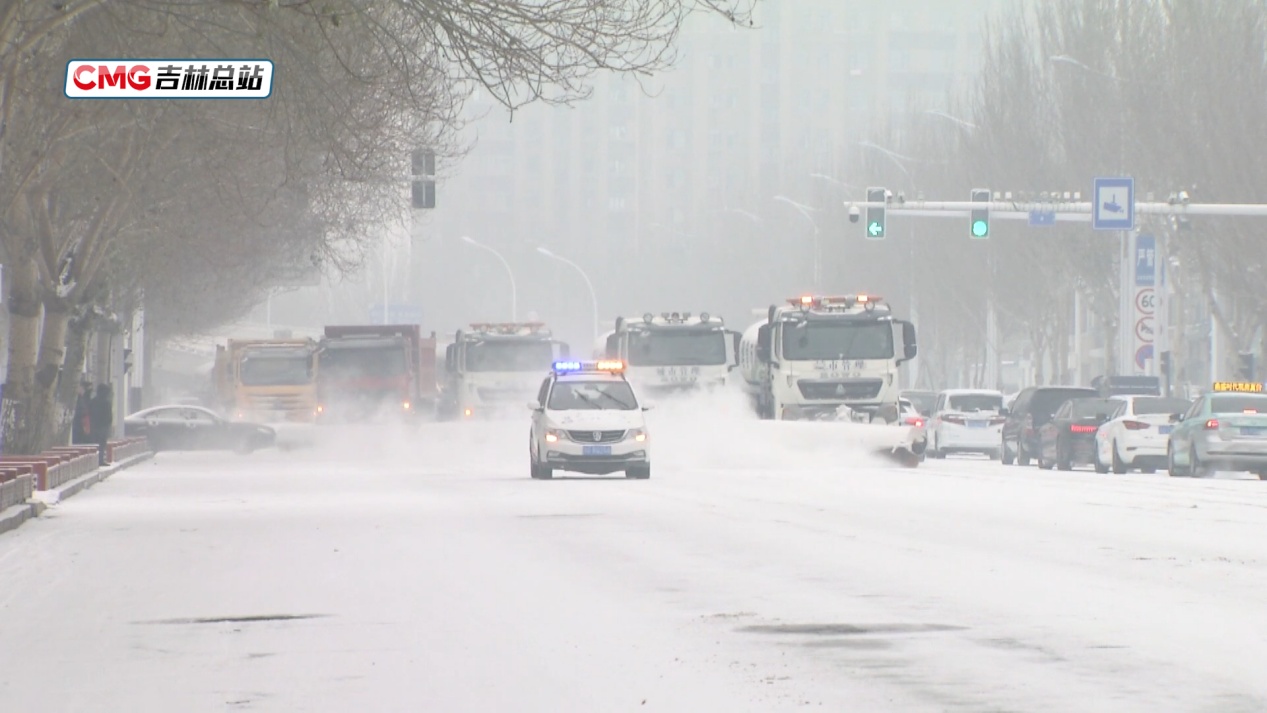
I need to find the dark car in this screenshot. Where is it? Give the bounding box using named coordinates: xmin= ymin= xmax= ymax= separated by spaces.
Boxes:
xmin=1036 ymin=397 xmax=1119 ymax=470
xmin=124 ymin=405 xmax=276 ymax=453
xmin=1001 ymin=385 xmax=1098 ymax=465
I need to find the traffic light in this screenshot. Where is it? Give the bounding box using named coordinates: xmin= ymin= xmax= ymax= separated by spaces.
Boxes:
xmin=865 ymin=187 xmax=886 ymax=239
xmin=1238 ymin=352 xmax=1256 ymax=381
xmin=970 ymin=188 xmax=990 ymax=238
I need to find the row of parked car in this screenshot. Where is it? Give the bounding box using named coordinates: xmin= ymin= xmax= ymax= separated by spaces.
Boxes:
xmin=901 ymin=377 xmax=1267 ymax=479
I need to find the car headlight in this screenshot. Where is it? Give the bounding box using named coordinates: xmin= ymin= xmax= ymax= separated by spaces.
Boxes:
xmin=630 ymin=428 xmax=647 ymax=442
xmin=544 ymin=429 xmax=561 ymax=443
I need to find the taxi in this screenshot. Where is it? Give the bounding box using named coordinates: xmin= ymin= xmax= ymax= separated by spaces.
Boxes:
xmin=1167 ymin=381 xmax=1267 ymax=479
xmin=527 ymin=359 xmax=652 ymax=479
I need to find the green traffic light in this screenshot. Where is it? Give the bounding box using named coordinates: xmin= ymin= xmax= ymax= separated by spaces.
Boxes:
xmin=867 ymin=221 xmax=884 ymax=237
xmin=972 ymin=219 xmax=989 ymax=237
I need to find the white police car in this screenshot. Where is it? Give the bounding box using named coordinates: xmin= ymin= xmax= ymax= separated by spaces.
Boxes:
xmin=528 ymin=359 xmax=652 ymax=479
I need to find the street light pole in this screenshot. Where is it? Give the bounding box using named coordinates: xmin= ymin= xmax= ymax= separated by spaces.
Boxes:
xmin=537 ymin=246 xmax=598 ymax=343
xmin=773 ymin=195 xmax=821 ymax=289
xmin=460 ymin=235 xmax=518 ymax=321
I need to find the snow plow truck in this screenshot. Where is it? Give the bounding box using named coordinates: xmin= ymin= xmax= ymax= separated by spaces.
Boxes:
xmin=738 ymin=294 xmax=926 ymax=466
xmin=597 ymin=311 xmax=739 ymax=396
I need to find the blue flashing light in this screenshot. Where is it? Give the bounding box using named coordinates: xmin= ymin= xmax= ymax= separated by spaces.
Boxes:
xmin=553 ymin=360 xmax=583 ymax=372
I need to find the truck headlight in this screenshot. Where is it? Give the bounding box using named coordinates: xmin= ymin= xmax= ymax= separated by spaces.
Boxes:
xmin=402 ymin=401 xmax=411 ymax=410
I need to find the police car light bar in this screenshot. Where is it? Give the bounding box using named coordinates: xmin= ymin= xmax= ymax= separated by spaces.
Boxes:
xmin=553 ymin=359 xmax=625 ymax=373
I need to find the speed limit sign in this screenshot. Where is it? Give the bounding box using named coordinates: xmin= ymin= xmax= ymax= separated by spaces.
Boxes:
xmin=1135 ymin=288 xmax=1155 ymax=315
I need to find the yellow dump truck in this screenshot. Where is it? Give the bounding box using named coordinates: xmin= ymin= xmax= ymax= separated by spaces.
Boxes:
xmin=213 ymin=339 xmax=319 ymax=422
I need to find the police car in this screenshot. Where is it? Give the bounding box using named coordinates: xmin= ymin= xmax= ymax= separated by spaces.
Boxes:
xmin=527 ymin=360 xmax=652 ymax=479
xmin=1167 ymin=381 xmax=1267 ymax=479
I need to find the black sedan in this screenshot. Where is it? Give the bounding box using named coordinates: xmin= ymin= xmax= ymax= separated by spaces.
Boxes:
xmin=1036 ymin=397 xmax=1119 ymax=471
xmin=124 ymin=405 xmax=276 ymax=454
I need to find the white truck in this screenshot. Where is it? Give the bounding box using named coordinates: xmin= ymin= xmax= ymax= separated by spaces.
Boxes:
xmin=438 ymin=322 xmax=570 ymax=419
xmin=597 ymin=312 xmax=739 ymax=396
xmin=739 ymin=294 xmax=925 ymax=463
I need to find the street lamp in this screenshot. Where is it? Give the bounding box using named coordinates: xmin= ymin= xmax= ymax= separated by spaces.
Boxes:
xmin=460 ymin=235 xmax=517 ymax=321
xmin=922 ymin=110 xmax=978 ymax=132
xmin=536 ymin=246 xmax=598 ymax=343
xmin=773 ymin=195 xmax=821 ymax=289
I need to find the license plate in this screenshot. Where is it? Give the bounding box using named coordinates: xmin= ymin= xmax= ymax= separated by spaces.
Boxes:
xmin=1159 ymin=425 xmax=1172 ymax=435
xmin=1241 ymin=427 xmax=1266 ymax=436
xmin=582 ymin=445 xmax=612 ymax=456
xmin=967 ymin=420 xmax=987 ymax=428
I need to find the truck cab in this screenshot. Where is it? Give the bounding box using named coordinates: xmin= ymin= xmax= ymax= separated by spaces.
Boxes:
xmin=742 ymin=294 xmax=917 ymax=421
xmin=317 ymin=324 xmax=434 ymax=423
xmin=214 ymin=339 xmax=319 ymax=423
xmin=439 ymin=322 xmax=569 ymax=419
xmin=602 ymin=312 xmax=738 ymax=396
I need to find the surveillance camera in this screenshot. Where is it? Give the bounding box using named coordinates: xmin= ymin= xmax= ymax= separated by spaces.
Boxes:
xmin=848 ymin=205 xmax=861 ymax=223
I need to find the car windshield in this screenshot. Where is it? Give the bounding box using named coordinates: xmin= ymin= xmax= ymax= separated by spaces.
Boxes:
xmin=1210 ymin=395 xmax=1267 ymax=414
xmin=627 ymin=329 xmax=727 ymax=366
xmin=1068 ymin=399 xmax=1118 ymax=419
xmin=548 ymin=380 xmax=638 ymax=410
xmin=1031 ymin=389 xmax=1097 ymax=418
xmin=948 ymin=393 xmax=1003 ymax=413
xmin=239 ymin=353 xmax=312 ymax=386
xmin=465 ymin=340 xmax=556 ymax=372
xmin=320 ymin=345 xmax=406 ymax=377
xmin=781 ymin=321 xmax=894 ymax=361
xmin=1131 ymin=397 xmax=1190 ymax=415
xmin=903 ymin=392 xmax=937 ymax=415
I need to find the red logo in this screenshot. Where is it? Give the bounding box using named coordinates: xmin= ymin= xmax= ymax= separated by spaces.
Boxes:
xmin=71 ymin=64 xmax=152 ymax=91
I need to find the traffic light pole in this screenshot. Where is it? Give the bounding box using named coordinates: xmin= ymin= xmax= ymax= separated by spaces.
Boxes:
xmin=847 ymin=199 xmax=1267 ymax=219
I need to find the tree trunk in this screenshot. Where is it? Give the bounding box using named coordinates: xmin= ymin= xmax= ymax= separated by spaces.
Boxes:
xmin=2 ymin=258 xmax=40 ymax=453
xmin=56 ymin=315 xmax=92 ymax=423
xmin=17 ymin=302 xmax=71 ymax=453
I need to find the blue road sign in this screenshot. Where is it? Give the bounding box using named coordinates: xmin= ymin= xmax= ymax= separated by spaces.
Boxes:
xmin=369 ymin=303 xmax=423 ymax=323
xmin=1029 ymin=210 xmax=1056 ymax=226
xmin=1135 ymin=234 xmax=1156 ymax=287
xmin=1092 ymin=177 xmax=1134 ymax=230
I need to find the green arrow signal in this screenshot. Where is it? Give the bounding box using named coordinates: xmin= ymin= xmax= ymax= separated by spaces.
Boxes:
xmin=868 ymin=221 xmax=883 ymax=237
xmin=972 ymin=220 xmax=989 ymax=237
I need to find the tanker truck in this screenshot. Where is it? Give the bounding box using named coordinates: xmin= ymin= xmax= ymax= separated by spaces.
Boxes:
xmin=597 ymin=311 xmax=738 ymax=396
xmin=739 ymin=294 xmax=925 ymax=465
xmin=438 ymin=322 xmax=569 ymax=419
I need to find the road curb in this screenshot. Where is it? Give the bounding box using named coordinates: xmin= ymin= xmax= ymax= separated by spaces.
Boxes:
xmin=1 ymin=450 xmax=153 ymax=537
xmin=0 ymin=501 xmax=34 ymax=536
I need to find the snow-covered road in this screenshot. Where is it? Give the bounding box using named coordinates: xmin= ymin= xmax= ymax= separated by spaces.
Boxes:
xmin=4 ymin=399 xmax=1267 ymax=711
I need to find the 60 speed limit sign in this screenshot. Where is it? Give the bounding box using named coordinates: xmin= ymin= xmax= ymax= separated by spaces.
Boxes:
xmin=1135 ymin=288 xmax=1155 ymax=315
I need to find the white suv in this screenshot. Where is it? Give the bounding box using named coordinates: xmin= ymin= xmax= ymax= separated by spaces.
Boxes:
xmin=528 ymin=360 xmax=652 ymax=479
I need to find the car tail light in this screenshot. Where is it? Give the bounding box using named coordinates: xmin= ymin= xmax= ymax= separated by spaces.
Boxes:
xmin=1023 ymin=413 xmax=1033 ymax=435
xmin=1069 ymin=424 xmax=1098 ymax=433
xmin=943 ymin=415 xmax=965 ymax=425
xmin=1122 ymin=420 xmax=1149 ymax=430
xmin=1205 ymin=418 xmax=1220 ymax=430
xmin=904 ymin=416 xmax=924 ymax=428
